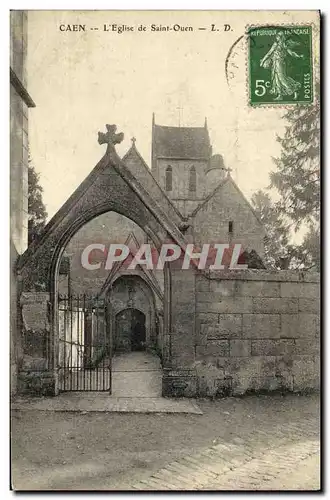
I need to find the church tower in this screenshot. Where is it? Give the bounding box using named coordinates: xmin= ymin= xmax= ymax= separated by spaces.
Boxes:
xmin=151 ymin=114 xmax=212 ymax=217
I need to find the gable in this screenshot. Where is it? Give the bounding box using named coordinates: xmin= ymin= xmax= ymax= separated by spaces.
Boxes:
xmin=192 ymin=176 xmax=264 ymax=228
xmin=17 ymin=134 xmax=189 ymax=291
xmin=191 ymin=176 xmax=265 ymax=257
xmin=98 ymin=231 xmax=164 ymax=301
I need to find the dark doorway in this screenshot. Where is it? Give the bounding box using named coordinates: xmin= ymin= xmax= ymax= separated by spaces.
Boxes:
xmin=115 ymin=309 xmax=146 ymax=353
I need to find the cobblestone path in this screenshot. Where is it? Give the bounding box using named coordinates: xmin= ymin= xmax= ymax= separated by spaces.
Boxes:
xmin=132 ymin=423 xmax=320 ymax=491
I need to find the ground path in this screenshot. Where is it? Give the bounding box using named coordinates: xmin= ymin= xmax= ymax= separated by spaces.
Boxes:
xmin=11 ymin=393 xmax=320 ymax=491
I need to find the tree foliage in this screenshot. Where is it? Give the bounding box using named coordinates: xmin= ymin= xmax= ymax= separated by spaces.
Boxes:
xmin=270 ymin=97 xmax=320 ymax=229
xmin=251 ymin=190 xmax=293 ymax=269
xmin=28 ymin=156 xmax=47 ymax=245
xmin=254 ymin=94 xmax=321 ymax=271
xmin=251 ymin=189 xmax=320 ymax=271
xmin=289 ymin=226 xmax=320 ymax=271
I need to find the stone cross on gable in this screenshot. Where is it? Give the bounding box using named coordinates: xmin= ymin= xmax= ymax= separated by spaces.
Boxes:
xmin=98 ymin=124 xmax=124 ymax=154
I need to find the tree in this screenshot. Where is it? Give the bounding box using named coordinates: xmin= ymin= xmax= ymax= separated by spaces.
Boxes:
xmin=288 ymin=226 xmax=321 ymax=271
xmin=270 ymin=96 xmax=320 ymax=230
xmin=28 ymin=155 xmax=47 ymax=245
xmin=251 ymin=190 xmax=295 ymax=269
xmin=269 ymin=93 xmax=320 ymax=270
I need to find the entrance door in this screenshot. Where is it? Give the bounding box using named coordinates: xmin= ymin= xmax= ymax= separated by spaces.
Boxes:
xmin=115 ymin=309 xmax=146 ymax=353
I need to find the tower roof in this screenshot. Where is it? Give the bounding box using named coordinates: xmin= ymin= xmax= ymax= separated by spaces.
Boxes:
xmin=153 ymin=123 xmax=211 ymax=159
xmin=207 ymin=154 xmax=226 ymax=172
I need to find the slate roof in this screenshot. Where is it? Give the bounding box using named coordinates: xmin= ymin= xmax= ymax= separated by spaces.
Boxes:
xmin=153 ymin=124 xmax=211 ymax=159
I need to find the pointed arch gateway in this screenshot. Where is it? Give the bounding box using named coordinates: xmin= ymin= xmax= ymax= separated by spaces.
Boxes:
xmin=17 ymin=125 xmax=196 ymax=397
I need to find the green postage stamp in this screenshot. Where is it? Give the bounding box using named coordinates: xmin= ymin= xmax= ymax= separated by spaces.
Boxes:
xmin=248 ymin=25 xmax=313 ymax=106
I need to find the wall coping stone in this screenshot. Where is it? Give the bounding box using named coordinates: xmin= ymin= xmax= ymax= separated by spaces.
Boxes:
xmin=200 ymin=270 xmax=320 ymax=283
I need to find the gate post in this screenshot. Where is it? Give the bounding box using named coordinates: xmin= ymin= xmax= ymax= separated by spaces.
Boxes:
xmin=18 ymin=292 xmax=58 ymax=396
xmin=162 ymin=267 xmax=197 ymax=397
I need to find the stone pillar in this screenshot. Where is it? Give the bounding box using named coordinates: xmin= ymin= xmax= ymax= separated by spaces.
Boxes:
xmin=162 ymin=267 xmax=197 ymax=397
xmin=18 ymin=292 xmax=58 ymax=396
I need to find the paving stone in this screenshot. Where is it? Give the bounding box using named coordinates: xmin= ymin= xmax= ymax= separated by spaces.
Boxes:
xmin=132 ymin=420 xmax=320 ymax=491
xmin=152 ymin=468 xmax=184 ymax=488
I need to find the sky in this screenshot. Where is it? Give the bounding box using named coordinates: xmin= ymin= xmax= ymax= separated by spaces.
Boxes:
xmin=27 ymin=10 xmax=319 ymax=223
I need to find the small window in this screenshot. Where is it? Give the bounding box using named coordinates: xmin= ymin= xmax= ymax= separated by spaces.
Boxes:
xmin=189 ymin=166 xmax=196 ymax=192
xmin=228 ymin=221 xmax=234 ymax=234
xmin=165 ymin=166 xmax=172 ymax=191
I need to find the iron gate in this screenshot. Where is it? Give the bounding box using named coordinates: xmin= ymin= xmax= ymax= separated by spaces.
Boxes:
xmin=58 ymin=294 xmax=112 ymax=392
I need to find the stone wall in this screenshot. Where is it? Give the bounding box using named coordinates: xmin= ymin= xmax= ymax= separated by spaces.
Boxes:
xmin=17 ymin=270 xmax=320 ymax=399
xmin=194 ymin=270 xmax=320 ymax=397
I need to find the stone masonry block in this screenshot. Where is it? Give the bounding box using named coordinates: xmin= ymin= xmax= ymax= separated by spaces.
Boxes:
xmin=196 ymin=275 xmax=210 ymax=291
xmin=233 ymin=376 xmax=283 ymax=395
xmin=198 ymin=313 xmax=219 ymax=324
xmin=242 ymin=314 xmax=281 ymax=338
xmin=196 ymin=297 xmax=252 ymax=314
xmin=292 ymin=355 xmax=320 ymax=391
xmin=208 ymin=270 xmax=319 ymax=283
xmin=229 ymin=357 xmax=277 ymax=395
xmin=201 ymin=355 xmax=279 ymax=395
xmin=171 ymin=353 xmax=195 ymax=369
xmin=275 ymin=355 xmax=294 ymax=378
xmin=21 ymin=301 xmax=50 ymax=332
xmin=281 ymin=314 xmax=320 ymax=338
xmin=278 ymin=374 xmax=294 ymax=391
xmin=298 ymin=298 xmax=320 ymax=313
xmin=280 ymin=282 xmax=320 ymax=298
xmin=197 ymin=291 xmax=240 ymax=303
xmin=238 ymin=281 xmax=280 ymax=297
xmin=171 ymin=332 xmax=194 ymax=349
xmin=294 ymin=339 xmax=320 ymax=356
xmin=252 ymin=298 xmax=298 ymax=314
xmin=251 ymin=339 xmax=295 ymax=356
xmin=20 ymin=292 xmax=50 ymax=305
xmin=226 ymin=356 xmax=276 ymax=377
xmin=218 ymin=314 xmax=242 ymax=337
xmin=162 ymin=371 xmax=197 ymax=397
xmin=17 ymin=370 xmax=57 ymax=397
xmin=196 ymin=340 xmax=230 ymax=358
xmin=201 ymin=314 xmax=242 ymax=339
xmin=300 ymin=273 xmax=320 ymax=283
xmin=209 ymin=280 xmax=237 ymax=296
xmin=276 ymin=354 xmax=320 ymax=390
xmin=230 ymin=339 xmax=251 ymax=357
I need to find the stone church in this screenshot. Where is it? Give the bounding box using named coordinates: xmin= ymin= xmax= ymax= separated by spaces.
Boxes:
xmin=17 ymin=118 xmax=319 ymax=399
xmin=64 ymin=115 xmax=265 ymax=294
xmin=59 ymin=116 xmax=265 ymax=370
